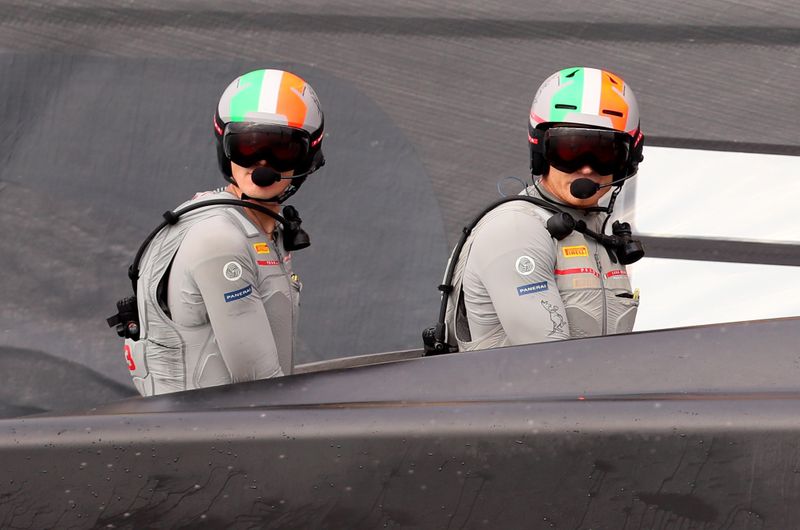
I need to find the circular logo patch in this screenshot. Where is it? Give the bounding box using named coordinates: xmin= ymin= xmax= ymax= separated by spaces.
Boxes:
xmin=515 ymin=255 xmax=536 ymax=275
xmin=223 ymin=261 xmax=243 ymax=281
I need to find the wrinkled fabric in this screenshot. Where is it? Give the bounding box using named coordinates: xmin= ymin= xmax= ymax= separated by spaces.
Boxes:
xmin=124 ymin=189 xmax=299 ymax=396
xmin=445 ymin=184 xmax=637 ymax=352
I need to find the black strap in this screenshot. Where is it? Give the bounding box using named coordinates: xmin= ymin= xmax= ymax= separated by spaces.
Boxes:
xmin=430 ymin=195 xmax=569 ymax=351
xmin=128 ymin=199 xmax=290 ymax=293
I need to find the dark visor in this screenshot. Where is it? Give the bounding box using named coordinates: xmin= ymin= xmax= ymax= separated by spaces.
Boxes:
xmin=223 ymin=123 xmax=311 ymax=172
xmin=545 ymin=127 xmax=631 ymax=176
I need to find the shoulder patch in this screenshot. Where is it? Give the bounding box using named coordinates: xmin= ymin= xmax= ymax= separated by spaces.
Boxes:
xmin=223 ymin=261 xmax=243 ymax=281
xmin=224 ymin=285 xmax=252 ymax=303
xmin=515 ymin=255 xmax=536 ymax=275
xmin=517 ymin=281 xmax=548 ymax=296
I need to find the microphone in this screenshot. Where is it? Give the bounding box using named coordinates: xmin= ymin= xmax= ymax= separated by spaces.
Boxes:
xmin=249 ymin=152 xmax=325 ymax=187
xmin=251 ymin=166 xmax=282 ymax=187
xmin=569 ymin=174 xmax=634 ymax=199
xmin=250 ymin=166 xmax=320 ymax=187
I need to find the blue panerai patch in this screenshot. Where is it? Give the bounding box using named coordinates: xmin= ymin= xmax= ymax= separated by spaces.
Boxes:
xmin=517 ymin=281 xmax=548 ymax=296
xmin=224 ymin=284 xmax=252 ymax=303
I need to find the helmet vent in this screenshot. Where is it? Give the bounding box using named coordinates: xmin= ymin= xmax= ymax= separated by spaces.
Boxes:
xmin=607 ymin=75 xmax=619 ymax=85
xmin=555 ymin=104 xmax=578 ymax=110
xmin=565 ymin=69 xmax=579 ymax=78
xmin=602 ymin=109 xmax=623 ymax=117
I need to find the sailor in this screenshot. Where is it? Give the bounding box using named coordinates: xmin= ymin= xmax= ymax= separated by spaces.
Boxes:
xmin=441 ymin=67 xmax=645 ymax=351
xmin=117 ymin=69 xmax=325 ymax=396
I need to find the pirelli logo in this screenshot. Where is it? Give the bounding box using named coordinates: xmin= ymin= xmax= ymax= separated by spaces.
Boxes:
xmin=253 ymin=242 xmax=270 ymax=255
xmin=562 ymin=245 xmax=589 ymax=258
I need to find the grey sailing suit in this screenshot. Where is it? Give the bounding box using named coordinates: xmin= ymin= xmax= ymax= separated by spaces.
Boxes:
xmin=444 ymin=184 xmax=638 ymax=351
xmin=123 ymin=189 xmax=301 ymax=396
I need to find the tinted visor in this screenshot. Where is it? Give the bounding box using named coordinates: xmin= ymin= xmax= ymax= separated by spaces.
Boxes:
xmin=545 ymin=127 xmax=630 ymax=176
xmin=223 ymin=123 xmax=311 ymax=172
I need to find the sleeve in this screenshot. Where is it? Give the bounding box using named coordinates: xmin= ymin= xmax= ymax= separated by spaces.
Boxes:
xmin=182 ymin=219 xmax=283 ymax=382
xmin=467 ymin=208 xmax=570 ymax=345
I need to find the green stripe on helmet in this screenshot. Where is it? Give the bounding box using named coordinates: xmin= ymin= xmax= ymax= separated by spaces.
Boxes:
xmin=549 ymin=67 xmax=585 ymax=123
xmin=229 ymin=70 xmax=264 ymax=123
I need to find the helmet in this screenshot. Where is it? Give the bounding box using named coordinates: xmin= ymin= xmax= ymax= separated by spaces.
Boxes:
xmin=528 ymin=67 xmax=644 ymax=178
xmin=213 ymin=69 xmax=325 ymax=201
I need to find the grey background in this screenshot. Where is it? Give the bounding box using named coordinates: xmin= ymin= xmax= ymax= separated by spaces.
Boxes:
xmin=0 ymin=0 xmax=798 ymax=412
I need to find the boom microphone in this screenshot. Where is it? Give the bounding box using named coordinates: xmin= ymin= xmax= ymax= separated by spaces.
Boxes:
xmin=251 ymin=166 xmax=282 ymax=187
xmin=250 ymin=165 xmax=321 ymax=187
xmin=570 ymin=174 xmax=635 ymax=199
xmin=570 ymin=179 xmax=602 ymax=199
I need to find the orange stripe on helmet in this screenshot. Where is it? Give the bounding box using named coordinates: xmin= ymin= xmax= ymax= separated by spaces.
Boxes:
xmin=276 ymin=72 xmax=308 ymax=129
xmin=599 ymin=71 xmax=629 ymax=133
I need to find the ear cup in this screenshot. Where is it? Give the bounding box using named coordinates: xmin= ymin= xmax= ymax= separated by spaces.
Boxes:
xmin=213 ymin=111 xmax=233 ymax=180
xmin=311 ymin=149 xmax=326 ymax=171
xmin=215 ymin=141 xmax=233 ymax=179
xmin=300 ymin=146 xmax=325 ymax=174
xmin=531 ymin=152 xmax=547 ymax=176
xmin=528 ymin=126 xmax=547 ymax=176
xmin=627 ymin=130 xmax=645 ymax=176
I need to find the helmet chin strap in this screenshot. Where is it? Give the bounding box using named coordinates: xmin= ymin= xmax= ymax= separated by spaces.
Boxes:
xmin=241 ymin=183 xmax=299 ymax=204
xmin=230 ymin=181 xmax=281 ymax=203
xmin=239 ymin=191 xmax=280 ymax=203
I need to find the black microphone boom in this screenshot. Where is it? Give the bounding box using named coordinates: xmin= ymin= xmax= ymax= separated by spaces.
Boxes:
xmin=569 ymin=174 xmax=635 ymax=199
xmin=250 ymin=166 xmax=318 ymax=187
